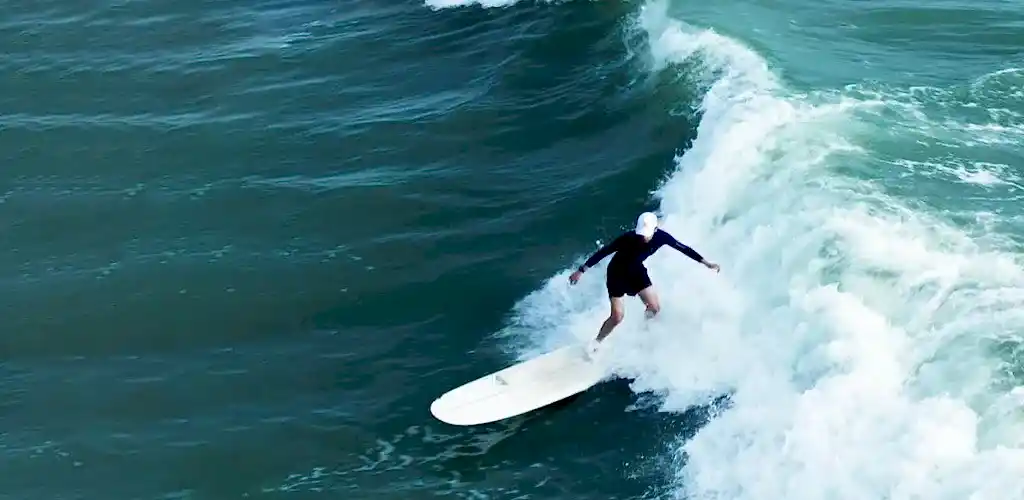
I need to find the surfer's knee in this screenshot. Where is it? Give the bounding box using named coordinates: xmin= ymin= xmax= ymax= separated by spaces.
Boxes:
xmin=639 ymin=288 xmax=660 ymax=317
xmin=609 ymin=308 xmax=625 ymax=324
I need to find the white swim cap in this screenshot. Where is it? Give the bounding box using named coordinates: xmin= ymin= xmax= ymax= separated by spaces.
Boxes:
xmin=634 ymin=212 xmax=658 ymax=238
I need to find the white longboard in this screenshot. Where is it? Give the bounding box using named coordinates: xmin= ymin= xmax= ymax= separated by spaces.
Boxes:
xmin=429 ymin=344 xmax=609 ymax=426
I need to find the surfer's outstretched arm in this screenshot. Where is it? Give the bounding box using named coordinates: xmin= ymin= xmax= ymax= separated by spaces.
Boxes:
xmin=569 ymin=234 xmax=624 ymax=284
xmin=665 ymin=233 xmax=720 ymax=272
xmin=578 ymin=234 xmax=625 ymax=272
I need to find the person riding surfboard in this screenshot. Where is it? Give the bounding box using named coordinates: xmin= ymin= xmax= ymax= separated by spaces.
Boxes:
xmin=569 ymin=212 xmax=719 ymax=347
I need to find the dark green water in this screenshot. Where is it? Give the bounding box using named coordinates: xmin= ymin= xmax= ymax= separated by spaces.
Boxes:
xmin=2 ymin=0 xmax=1023 ymax=498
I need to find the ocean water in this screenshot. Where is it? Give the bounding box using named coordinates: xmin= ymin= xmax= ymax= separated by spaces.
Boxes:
xmin=1 ymin=0 xmax=1023 ymax=498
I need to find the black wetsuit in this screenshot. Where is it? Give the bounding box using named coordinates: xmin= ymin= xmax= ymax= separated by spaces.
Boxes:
xmin=579 ymin=228 xmax=705 ymax=297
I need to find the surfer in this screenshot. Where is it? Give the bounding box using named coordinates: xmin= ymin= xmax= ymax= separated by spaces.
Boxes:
xmin=568 ymin=212 xmax=719 ymax=346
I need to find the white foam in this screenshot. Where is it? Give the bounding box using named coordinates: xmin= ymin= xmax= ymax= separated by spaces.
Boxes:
xmin=504 ymin=0 xmax=1024 ymax=498
xmin=424 ymin=0 xmax=527 ymax=9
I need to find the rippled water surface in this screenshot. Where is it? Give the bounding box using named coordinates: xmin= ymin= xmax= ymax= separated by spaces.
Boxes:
xmin=2 ymin=0 xmax=1023 ymax=498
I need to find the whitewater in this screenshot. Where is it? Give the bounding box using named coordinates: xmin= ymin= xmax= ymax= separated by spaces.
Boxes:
xmin=418 ymin=0 xmax=1024 ymax=498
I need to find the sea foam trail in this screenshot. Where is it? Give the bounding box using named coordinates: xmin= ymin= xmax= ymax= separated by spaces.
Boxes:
xmin=424 ymin=0 xmax=523 ymax=9
xmin=502 ymin=1 xmax=1024 ymax=498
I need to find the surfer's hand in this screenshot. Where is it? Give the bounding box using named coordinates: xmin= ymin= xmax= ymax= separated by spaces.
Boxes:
xmin=569 ymin=270 xmax=583 ymax=284
xmin=704 ymin=261 xmax=720 ymax=273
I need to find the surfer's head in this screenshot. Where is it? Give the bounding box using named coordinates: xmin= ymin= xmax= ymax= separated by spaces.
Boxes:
xmin=634 ymin=212 xmax=658 ymax=240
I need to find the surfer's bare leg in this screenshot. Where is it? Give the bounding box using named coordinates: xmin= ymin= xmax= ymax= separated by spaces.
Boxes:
xmin=638 ymin=286 xmax=660 ymax=319
xmin=595 ymin=296 xmax=625 ymax=342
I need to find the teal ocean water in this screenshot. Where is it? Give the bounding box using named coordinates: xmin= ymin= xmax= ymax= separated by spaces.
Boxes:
xmin=2 ymin=0 xmax=1023 ymax=498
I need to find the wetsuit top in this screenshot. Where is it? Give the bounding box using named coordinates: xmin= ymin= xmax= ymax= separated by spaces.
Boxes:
xmin=579 ymin=228 xmax=704 ymax=274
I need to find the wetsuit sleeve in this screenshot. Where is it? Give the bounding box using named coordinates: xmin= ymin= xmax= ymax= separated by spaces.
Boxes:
xmin=579 ymin=234 xmax=624 ymax=271
xmin=664 ymin=233 xmax=705 ymax=263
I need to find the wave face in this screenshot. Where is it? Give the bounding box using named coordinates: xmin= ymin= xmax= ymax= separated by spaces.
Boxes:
xmin=493 ymin=1 xmax=1024 ymax=499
